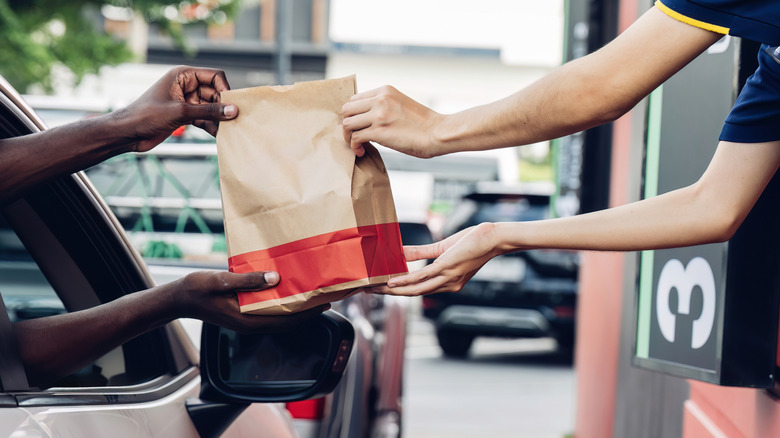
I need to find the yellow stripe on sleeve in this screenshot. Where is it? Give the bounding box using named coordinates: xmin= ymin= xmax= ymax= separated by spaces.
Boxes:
xmin=655 ymin=0 xmax=730 ymax=35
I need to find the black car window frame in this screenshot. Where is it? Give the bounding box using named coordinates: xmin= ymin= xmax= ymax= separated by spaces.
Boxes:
xmin=0 ymin=86 xmax=196 ymax=403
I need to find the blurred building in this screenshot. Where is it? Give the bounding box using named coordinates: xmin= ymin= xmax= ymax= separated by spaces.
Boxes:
xmin=48 ymin=1 xmax=565 ymax=220
xmin=326 ymin=0 xmax=563 ymax=206
xmin=161 ymin=1 xmax=559 ymax=205
xmin=102 ymin=0 xmax=330 ymax=89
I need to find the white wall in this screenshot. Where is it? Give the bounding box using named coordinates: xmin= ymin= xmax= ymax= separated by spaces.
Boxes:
xmin=327 ymin=1 xmax=565 ymax=183
xmin=330 ymin=0 xmax=565 ymax=67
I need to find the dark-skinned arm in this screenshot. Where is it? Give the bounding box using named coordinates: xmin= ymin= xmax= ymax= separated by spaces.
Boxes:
xmin=14 ymin=271 xmax=327 ymax=388
xmin=0 ymin=66 xmax=322 ymax=388
xmin=0 ymin=66 xmax=238 ymax=204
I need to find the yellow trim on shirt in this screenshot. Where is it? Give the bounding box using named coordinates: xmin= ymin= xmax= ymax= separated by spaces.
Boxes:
xmin=655 ymin=0 xmax=730 ymax=35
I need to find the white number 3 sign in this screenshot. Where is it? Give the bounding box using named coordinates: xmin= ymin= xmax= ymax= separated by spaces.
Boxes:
xmin=656 ymin=257 xmax=716 ymax=349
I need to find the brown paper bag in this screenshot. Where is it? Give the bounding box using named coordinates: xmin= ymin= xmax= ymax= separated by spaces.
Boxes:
xmin=216 ymin=75 xmax=408 ymax=315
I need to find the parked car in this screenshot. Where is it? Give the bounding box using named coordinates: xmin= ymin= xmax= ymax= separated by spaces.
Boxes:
xmin=1 ymin=78 xmax=407 ymax=437
xmin=422 ymin=183 xmax=580 ymax=358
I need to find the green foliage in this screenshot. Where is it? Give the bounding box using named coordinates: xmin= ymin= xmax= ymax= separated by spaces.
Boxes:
xmin=0 ymin=0 xmax=241 ymax=92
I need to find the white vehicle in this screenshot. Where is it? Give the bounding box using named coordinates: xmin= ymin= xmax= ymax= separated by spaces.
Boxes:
xmin=1 ymin=76 xmax=408 ymax=437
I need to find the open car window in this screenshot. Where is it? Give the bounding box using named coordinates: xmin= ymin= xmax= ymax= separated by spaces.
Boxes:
xmin=0 ymin=84 xmax=174 ymax=390
xmin=0 ymin=201 xmax=165 ymax=389
xmin=0 ymin=208 xmax=141 ymax=389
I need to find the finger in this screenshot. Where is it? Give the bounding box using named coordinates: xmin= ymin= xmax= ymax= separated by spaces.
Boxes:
xmin=195 ymin=68 xmax=230 ymax=93
xmin=342 ymin=111 xmax=375 ymax=136
xmin=349 ymin=131 xmax=378 ymax=155
xmin=176 ymin=67 xmax=230 ymax=94
xmin=184 ymin=85 xmax=220 ymax=105
xmin=223 ymin=270 xmax=280 ymax=292
xmin=193 ymin=119 xmax=219 ymax=137
xmin=404 ymin=228 xmax=470 ymax=261
xmin=174 ymin=69 xmax=205 ymax=96
xmin=381 ymin=275 xmax=451 ymax=297
xmin=342 ymin=125 xmax=350 ymax=147
xmin=403 ymin=245 xmax=440 ymax=261
xmin=387 ymin=263 xmax=441 ymax=287
xmin=342 ymin=118 xmax=375 ymax=157
xmin=350 ymin=87 xmax=382 ymax=102
xmin=363 ymin=285 xmax=392 ymax=294
xmin=182 ymin=102 xmax=238 ymax=123
xmin=344 ymin=130 xmax=366 ymax=157
xmin=342 ymin=98 xmax=375 ymax=119
xmin=352 ymin=142 xmax=366 ymax=157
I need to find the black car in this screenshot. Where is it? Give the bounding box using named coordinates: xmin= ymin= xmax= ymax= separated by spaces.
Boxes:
xmin=422 ymin=185 xmax=579 ymax=358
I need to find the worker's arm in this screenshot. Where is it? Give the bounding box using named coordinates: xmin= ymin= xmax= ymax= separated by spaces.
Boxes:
xmin=342 ymin=7 xmax=722 ymax=158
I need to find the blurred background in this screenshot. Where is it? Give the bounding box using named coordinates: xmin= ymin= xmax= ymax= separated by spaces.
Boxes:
xmin=3 ymin=1 xmax=596 ymax=436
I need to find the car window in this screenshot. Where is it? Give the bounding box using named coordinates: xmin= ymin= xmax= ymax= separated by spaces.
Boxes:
xmin=442 ymin=196 xmax=550 ymax=236
xmin=0 ymin=212 xmax=131 ymax=388
xmin=0 ymin=88 xmax=174 ymax=392
xmin=0 ymin=214 xmax=65 ymax=319
xmin=471 ymin=199 xmax=549 ymax=224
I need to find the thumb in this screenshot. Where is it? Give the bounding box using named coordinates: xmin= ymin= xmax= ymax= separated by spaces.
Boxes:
xmin=182 ymin=102 xmax=238 ymax=123
xmin=230 ymin=271 xmax=280 ymax=292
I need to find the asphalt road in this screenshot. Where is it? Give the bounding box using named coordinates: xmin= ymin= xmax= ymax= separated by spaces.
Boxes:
xmin=402 ymin=312 xmax=576 ymax=438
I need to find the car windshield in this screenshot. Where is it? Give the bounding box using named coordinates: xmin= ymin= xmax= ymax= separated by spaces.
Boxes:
xmin=443 ymin=195 xmax=549 ymax=236
xmin=472 ymin=198 xmax=548 ymax=223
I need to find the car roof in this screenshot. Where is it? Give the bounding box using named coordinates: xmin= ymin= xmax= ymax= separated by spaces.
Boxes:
xmin=464 ymin=181 xmax=553 ymax=204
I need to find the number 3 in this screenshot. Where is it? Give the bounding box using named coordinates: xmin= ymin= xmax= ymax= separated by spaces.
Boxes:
xmin=656 ymin=257 xmax=716 ymax=349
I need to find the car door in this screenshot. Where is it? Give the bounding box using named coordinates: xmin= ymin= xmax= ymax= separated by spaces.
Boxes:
xmin=0 ymin=76 xmax=297 ymax=438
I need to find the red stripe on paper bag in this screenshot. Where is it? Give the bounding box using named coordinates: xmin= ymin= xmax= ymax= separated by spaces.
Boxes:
xmin=229 ymin=222 xmax=407 ymax=306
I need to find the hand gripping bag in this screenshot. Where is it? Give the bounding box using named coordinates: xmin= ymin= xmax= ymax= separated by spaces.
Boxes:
xmin=216 ymin=75 xmax=407 ymax=314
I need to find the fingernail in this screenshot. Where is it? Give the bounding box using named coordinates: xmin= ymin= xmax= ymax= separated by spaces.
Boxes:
xmin=222 ymin=104 xmax=237 ymax=117
xmin=264 ymin=271 xmax=279 ymax=285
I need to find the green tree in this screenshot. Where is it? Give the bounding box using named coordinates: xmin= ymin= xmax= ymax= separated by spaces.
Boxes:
xmin=0 ymin=0 xmax=240 ymax=92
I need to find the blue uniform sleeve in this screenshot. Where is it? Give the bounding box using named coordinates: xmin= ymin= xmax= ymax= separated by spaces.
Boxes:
xmin=719 ymin=45 xmax=780 ymax=143
xmin=655 ymin=1 xmax=780 ymax=143
xmin=655 ymin=0 xmax=780 ymax=46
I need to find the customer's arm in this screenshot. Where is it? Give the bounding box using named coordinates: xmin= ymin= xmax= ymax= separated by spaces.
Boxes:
xmin=342 ymin=7 xmax=722 ymax=158
xmin=367 ymin=141 xmax=780 ymax=296
xmin=0 ymin=66 xmax=238 ymax=204
xmin=13 ymin=270 xmax=326 ymax=387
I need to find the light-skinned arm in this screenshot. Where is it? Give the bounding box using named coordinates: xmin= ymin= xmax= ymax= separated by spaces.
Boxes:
xmin=367 ymin=141 xmax=780 ymax=296
xmin=342 ymin=7 xmax=721 ymax=158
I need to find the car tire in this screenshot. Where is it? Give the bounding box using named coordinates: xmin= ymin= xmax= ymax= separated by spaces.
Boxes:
xmin=556 ymin=328 xmax=575 ymax=349
xmin=436 ymin=329 xmax=474 ymax=358
xmin=555 ymin=332 xmax=576 ymax=363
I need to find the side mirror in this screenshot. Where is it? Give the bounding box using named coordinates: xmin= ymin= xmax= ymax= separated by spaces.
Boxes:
xmin=199 ymin=310 xmax=354 ymax=403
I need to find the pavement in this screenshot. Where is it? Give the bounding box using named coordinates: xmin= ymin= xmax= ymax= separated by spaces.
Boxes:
xmin=402 ymin=301 xmax=577 ymax=438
